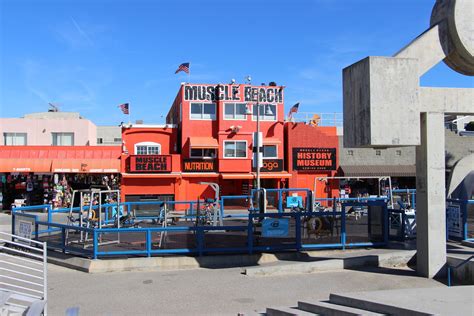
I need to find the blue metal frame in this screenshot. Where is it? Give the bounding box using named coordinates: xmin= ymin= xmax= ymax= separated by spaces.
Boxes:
xmin=255 ymin=188 xmax=313 ymax=213
xmin=446 ymin=199 xmax=473 ymax=241
xmin=390 ymin=189 xmax=416 ymax=209
xmin=14 ymin=198 xmax=392 ymax=259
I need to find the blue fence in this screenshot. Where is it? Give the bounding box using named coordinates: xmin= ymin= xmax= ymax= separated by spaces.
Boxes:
xmin=12 ymin=197 xmax=390 ymax=259
xmin=447 ymin=199 xmax=474 ymax=241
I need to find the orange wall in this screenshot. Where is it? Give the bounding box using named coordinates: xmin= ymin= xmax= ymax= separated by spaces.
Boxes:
xmin=179 ymin=83 xmax=285 ymax=173
xmin=285 ymin=123 xmax=339 ymax=199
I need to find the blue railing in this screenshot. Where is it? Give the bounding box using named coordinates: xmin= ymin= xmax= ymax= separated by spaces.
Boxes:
xmin=447 ymin=199 xmax=474 ymax=241
xmin=12 ymin=196 xmax=390 ymax=259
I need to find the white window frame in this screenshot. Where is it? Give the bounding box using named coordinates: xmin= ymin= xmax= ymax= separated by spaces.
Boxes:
xmin=52 ymin=132 xmax=74 ymax=146
xmin=189 ymin=102 xmax=216 ymax=120
xmin=251 ymin=104 xmax=277 ymax=121
xmin=189 ymin=148 xmax=217 ymax=159
xmin=223 ymin=140 xmax=248 ymax=159
xmin=263 ymin=144 xmax=278 ymax=158
xmin=223 ymin=103 xmax=247 ymax=120
xmin=4 ymin=132 xmax=27 ymax=146
xmin=134 ymin=142 xmax=162 ymax=155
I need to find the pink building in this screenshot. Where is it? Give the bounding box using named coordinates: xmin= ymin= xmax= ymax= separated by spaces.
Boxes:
xmin=0 ymin=111 xmax=97 ymax=146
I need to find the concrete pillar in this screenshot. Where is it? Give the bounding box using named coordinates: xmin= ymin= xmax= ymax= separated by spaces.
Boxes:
xmin=416 ymin=112 xmax=446 ymax=278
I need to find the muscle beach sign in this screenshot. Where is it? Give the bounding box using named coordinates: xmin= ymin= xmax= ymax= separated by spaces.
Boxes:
xmin=184 ymin=84 xmax=283 ymax=103
xmin=129 ymin=155 xmax=172 ymax=173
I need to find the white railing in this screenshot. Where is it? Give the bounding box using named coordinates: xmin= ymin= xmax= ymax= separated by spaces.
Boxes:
xmin=289 ymin=112 xmax=343 ymax=127
xmin=0 ymin=232 xmax=47 ymax=315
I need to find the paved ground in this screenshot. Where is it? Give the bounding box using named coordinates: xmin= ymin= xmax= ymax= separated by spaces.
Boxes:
xmin=327 ymin=286 xmax=474 ymax=316
xmin=47 ymin=264 xmax=443 ymax=315
xmin=0 ymin=213 xmax=11 ymax=233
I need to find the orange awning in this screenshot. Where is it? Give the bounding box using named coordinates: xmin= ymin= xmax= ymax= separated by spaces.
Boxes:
xmin=122 ymin=173 xmax=181 ymax=178
xmin=221 ymin=172 xmax=292 ymax=180
xmin=263 ymin=138 xmax=281 ymax=144
xmin=52 ymin=159 xmax=120 ymax=173
xmin=0 ymin=158 xmax=52 ymax=173
xmin=259 ymin=172 xmax=292 ymax=179
xmin=181 ymin=172 xmax=220 ymax=178
xmin=221 ymin=173 xmax=254 ymax=180
xmin=189 ymin=137 xmax=219 ymax=148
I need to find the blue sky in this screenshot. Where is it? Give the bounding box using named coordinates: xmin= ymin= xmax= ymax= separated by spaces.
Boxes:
xmin=1 ymin=0 xmax=472 ymax=125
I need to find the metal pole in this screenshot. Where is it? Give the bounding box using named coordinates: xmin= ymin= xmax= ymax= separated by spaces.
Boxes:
xmin=256 ymin=98 xmax=260 ymax=191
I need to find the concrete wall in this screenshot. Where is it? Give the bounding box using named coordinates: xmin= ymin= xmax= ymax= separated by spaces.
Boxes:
xmin=445 ymin=129 xmax=474 ymax=169
xmin=338 ymin=131 xmax=474 ymax=169
xmin=338 ymin=136 xmax=416 ymax=166
xmin=97 ymin=126 xmax=122 ymax=146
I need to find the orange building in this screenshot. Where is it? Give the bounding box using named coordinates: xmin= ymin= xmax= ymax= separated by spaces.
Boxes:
xmin=120 ymin=83 xmax=341 ymax=205
xmin=120 ymin=83 xmax=292 ymax=203
xmin=285 ymin=123 xmax=340 ymax=200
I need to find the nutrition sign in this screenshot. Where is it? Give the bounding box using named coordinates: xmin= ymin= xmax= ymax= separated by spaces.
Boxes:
xmin=130 ymin=155 xmax=172 ymax=173
xmin=292 ymin=148 xmax=336 ymax=171
xmin=183 ymin=159 xmax=217 ymax=172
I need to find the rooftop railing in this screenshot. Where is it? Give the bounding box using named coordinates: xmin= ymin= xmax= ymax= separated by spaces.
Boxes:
xmin=289 ymin=112 xmax=343 ymax=127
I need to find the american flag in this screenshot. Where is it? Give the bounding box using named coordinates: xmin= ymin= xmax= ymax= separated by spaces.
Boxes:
xmin=175 ymin=62 xmax=190 ymax=74
xmin=119 ymin=103 xmax=129 ymax=115
xmin=288 ymin=102 xmax=299 ymax=118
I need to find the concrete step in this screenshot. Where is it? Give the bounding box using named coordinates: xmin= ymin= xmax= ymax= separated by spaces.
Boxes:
xmin=329 ymin=293 xmax=429 ymax=315
xmin=460 ymin=240 xmax=474 ymax=248
xmin=266 ymin=306 xmax=318 ymax=316
xmin=298 ymin=301 xmax=382 ymax=316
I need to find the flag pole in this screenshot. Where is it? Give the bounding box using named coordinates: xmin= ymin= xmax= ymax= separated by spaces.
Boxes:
xmin=128 ymin=102 xmax=131 ymax=125
xmin=188 ymin=62 xmax=191 ymax=84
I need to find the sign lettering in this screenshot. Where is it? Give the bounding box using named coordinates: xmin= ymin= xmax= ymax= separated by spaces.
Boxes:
xmin=253 ymin=159 xmax=283 ymax=172
xmin=183 ymin=159 xmax=217 ymax=172
xmin=293 ymin=148 xmax=336 ymax=171
xmin=130 ymin=155 xmax=172 ymax=173
xmin=262 ymin=218 xmax=289 ymax=237
xmin=184 ymin=84 xmax=283 ymax=103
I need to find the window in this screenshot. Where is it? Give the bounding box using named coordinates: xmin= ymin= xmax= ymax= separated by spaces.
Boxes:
xmin=375 ymin=150 xmax=381 ymax=156
xmin=114 ymin=138 xmax=122 ymax=143
xmin=190 ymin=103 xmax=216 ymax=120
xmin=224 ymin=103 xmax=247 ymax=120
xmin=52 ymin=133 xmax=74 ymax=146
xmin=396 ymin=150 xmax=402 ymax=156
xmin=348 ymin=150 xmax=354 ymax=156
xmin=224 ymin=141 xmax=247 ymax=158
xmin=252 ymin=104 xmax=277 ymax=121
xmin=263 ymin=145 xmax=277 ymax=158
xmin=97 ymin=138 xmax=103 ymax=144
xmin=135 ymin=142 xmax=161 ymax=155
xmin=4 ymin=133 xmax=27 ymax=145
xmin=190 ymin=148 xmax=217 ymax=158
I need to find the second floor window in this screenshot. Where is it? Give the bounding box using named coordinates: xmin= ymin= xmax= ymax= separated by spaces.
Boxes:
xmin=252 ymin=104 xmax=277 ymax=121
xmin=190 ymin=103 xmax=216 ymax=120
xmin=4 ymin=133 xmax=27 ymax=145
xmin=190 ymin=148 xmax=217 ymax=158
xmin=224 ymin=103 xmax=247 ymax=120
xmin=224 ymin=141 xmax=247 ymax=158
xmin=263 ymin=145 xmax=277 ymax=158
xmin=135 ymin=142 xmax=161 ymax=155
xmin=52 ymin=132 xmax=74 ymax=146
